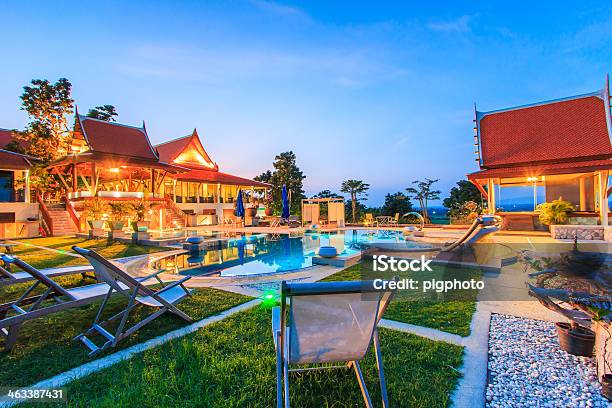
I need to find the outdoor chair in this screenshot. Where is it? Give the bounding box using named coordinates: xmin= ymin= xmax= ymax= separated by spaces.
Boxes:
xmin=72 ymin=246 xmax=193 ymax=356
xmin=388 ymin=213 xmax=400 ymax=227
xmin=272 ymin=279 xmax=396 ymax=408
xmin=0 ymin=255 xmax=141 ymax=352
xmin=363 ymin=213 xmax=376 ymax=227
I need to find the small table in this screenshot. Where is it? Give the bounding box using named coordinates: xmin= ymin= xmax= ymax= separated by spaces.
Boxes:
xmin=376 ymin=216 xmax=392 ymax=227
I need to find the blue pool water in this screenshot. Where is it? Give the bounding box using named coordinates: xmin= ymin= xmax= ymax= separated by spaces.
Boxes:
xmin=152 ymin=229 xmax=432 ymax=277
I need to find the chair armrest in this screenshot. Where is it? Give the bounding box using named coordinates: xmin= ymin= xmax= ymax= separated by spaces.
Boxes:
xmin=138 ymin=269 xmax=166 ymax=283
xmin=154 ymin=276 xmax=192 ymax=295
xmin=272 ymin=306 xmax=281 ymax=349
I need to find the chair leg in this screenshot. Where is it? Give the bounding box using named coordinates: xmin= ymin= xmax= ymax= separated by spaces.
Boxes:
xmin=275 ymin=331 xmax=283 ymax=408
xmin=373 ymin=329 xmax=389 ymax=408
xmin=352 ymin=361 xmax=373 ymax=408
xmin=283 ymin=340 xmax=290 ymax=408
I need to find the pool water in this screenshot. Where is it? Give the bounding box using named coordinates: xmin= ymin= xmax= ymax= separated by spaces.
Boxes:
xmin=152 ymin=229 xmax=432 ymax=277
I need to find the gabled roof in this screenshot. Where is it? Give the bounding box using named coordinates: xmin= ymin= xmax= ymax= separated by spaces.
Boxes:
xmin=173 ymin=168 xmax=270 ymax=187
xmin=74 ymin=114 xmax=158 ymax=161
xmin=155 ymin=129 xmax=218 ymax=170
xmin=474 ymin=84 xmax=612 ymax=169
xmin=0 ymin=149 xmax=34 ymax=170
xmin=0 ymin=128 xmax=28 ymax=150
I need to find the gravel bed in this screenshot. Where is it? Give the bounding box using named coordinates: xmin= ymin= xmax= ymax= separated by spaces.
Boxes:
xmin=486 ymin=314 xmax=610 ymax=408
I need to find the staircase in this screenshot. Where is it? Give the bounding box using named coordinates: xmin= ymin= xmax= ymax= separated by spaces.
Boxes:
xmin=46 ymin=204 xmax=79 ymax=236
xmin=164 ymin=199 xmax=187 ymax=228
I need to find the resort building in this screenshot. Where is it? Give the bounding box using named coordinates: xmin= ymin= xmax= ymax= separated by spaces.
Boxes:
xmin=155 ymin=129 xmax=269 ymax=224
xmin=0 ymin=129 xmax=38 ymax=238
xmin=36 ymin=115 xmax=268 ymax=235
xmin=468 ymin=79 xmax=612 ymax=230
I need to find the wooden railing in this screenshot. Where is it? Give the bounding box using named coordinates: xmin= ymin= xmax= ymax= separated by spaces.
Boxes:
xmin=164 ymin=197 xmax=189 ymax=226
xmin=36 ymin=191 xmax=53 ymax=236
xmin=63 ymin=197 xmax=82 ymax=232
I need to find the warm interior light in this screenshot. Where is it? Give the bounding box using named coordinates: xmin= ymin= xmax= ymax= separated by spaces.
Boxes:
xmin=527 ymin=177 xmax=539 ymax=182
xmin=109 ymin=168 xmax=120 ymax=173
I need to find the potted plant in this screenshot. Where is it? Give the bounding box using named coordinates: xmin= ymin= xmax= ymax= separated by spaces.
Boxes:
xmin=130 ymin=201 xmax=150 ymax=232
xmin=263 ymin=192 xmax=273 ymax=216
xmin=82 ymin=197 xmax=109 ymax=230
xmin=555 ymin=321 xmax=595 ymax=356
xmin=107 ymin=202 xmax=128 ymax=231
xmin=538 ymin=197 xmax=574 ymax=226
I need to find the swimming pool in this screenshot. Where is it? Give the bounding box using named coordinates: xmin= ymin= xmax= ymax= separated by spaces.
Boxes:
xmin=151 ymin=229 xmax=433 ymax=277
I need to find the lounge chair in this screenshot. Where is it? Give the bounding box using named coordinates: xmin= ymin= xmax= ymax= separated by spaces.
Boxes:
xmin=388 ymin=213 xmax=400 ymax=227
xmin=0 ymin=255 xmax=144 ymax=352
xmin=363 ymin=213 xmax=376 ymax=227
xmin=272 ymin=280 xmax=396 ymax=408
xmin=0 ymin=264 xmax=96 ymax=288
xmin=72 ymin=246 xmax=193 ymax=356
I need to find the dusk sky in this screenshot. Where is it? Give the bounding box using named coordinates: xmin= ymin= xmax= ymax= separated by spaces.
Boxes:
xmin=1 ymin=1 xmax=611 ymax=205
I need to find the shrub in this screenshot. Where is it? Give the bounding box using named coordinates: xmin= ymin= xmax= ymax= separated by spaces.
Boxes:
xmin=537 ymin=198 xmax=574 ymax=225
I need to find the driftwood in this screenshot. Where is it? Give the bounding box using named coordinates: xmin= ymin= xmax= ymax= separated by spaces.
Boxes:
xmin=528 ymin=284 xmax=612 ymax=380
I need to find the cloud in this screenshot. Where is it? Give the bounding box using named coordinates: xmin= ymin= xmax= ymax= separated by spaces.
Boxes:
xmin=250 ymin=0 xmax=308 ymax=19
xmin=427 ymin=15 xmax=474 ymax=33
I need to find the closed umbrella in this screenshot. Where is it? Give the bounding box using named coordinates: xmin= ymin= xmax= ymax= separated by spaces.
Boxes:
xmin=235 ymin=189 xmax=245 ymax=218
xmin=282 ymin=185 xmax=290 ymax=219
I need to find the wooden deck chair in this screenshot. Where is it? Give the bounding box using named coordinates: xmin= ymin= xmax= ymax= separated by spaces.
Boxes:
xmin=364 ymin=213 xmax=376 ymax=227
xmin=72 ymin=246 xmax=193 ymax=356
xmin=0 ymin=255 xmax=138 ymax=352
xmin=388 ymin=213 xmax=400 ymax=227
xmin=272 ymin=280 xmax=396 ymax=408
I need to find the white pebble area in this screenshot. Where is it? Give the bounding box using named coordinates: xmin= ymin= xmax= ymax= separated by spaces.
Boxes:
xmin=486 ymin=314 xmax=610 ymax=408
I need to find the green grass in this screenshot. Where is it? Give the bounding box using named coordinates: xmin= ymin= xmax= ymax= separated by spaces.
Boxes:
xmin=0 ymin=286 xmax=251 ymax=388
xmin=40 ymin=306 xmax=463 ymax=407
xmin=322 ymin=263 xmax=477 ymax=337
xmin=7 ymin=236 xmax=170 ymax=270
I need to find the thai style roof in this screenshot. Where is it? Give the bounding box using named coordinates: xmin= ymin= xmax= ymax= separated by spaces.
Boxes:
xmin=155 ymin=129 xmax=218 ymax=170
xmin=154 ymin=129 xmax=270 ymax=187
xmin=74 ymin=114 xmax=158 ymax=161
xmin=173 ymin=168 xmax=270 ymax=187
xmin=467 ymin=158 xmax=612 ymax=181
xmin=0 ymin=128 xmax=14 ymax=148
xmin=474 ymin=86 xmax=612 ymax=170
xmin=0 ymin=149 xmax=34 ymax=170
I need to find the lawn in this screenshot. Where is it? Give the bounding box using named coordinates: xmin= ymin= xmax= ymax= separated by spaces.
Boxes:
xmin=41 ymin=306 xmax=464 ymax=407
xmin=322 ymin=263 xmax=478 ymax=337
xmin=6 ymin=236 xmax=171 ymax=270
xmin=0 ymin=284 xmax=251 ymax=388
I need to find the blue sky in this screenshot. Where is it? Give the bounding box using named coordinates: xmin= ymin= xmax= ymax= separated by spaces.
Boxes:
xmin=1 ymin=1 xmax=611 ymax=206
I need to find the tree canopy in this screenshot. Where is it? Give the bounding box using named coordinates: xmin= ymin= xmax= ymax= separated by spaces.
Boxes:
xmin=17 ymin=78 xmax=74 ymax=162
xmin=443 ymin=180 xmax=482 ymax=209
xmin=255 ymin=151 xmax=305 ymax=215
xmin=340 ymin=179 xmax=370 ymax=223
xmin=86 ymin=105 xmax=118 ymax=121
xmin=381 ymin=192 xmax=413 ymax=216
xmin=406 ymin=178 xmax=440 ymax=223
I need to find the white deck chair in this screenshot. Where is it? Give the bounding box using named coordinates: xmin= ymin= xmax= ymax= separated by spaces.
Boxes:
xmin=0 ymin=255 xmax=150 ymax=352
xmin=72 ymin=246 xmax=193 ymax=356
xmin=272 ymin=280 xmax=396 ymax=408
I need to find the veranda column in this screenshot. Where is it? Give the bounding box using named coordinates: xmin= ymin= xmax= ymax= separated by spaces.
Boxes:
xmin=487 ymin=178 xmax=496 ymax=214
xmin=599 ymin=171 xmax=609 ymax=226
xmin=24 ymin=170 xmax=30 ymax=203
xmin=579 ymin=177 xmax=586 ymax=211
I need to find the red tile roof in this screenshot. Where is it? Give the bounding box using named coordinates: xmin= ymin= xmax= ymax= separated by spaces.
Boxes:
xmin=173 ymin=168 xmax=270 ymax=187
xmin=0 ymin=149 xmax=33 ymax=170
xmin=0 ymin=128 xmax=28 ymax=150
xmin=155 ymin=129 xmax=218 ymax=170
xmin=476 ymin=92 xmax=612 ymax=168
xmin=77 ymin=115 xmax=158 ymax=161
xmin=468 ymin=158 xmax=612 ymax=180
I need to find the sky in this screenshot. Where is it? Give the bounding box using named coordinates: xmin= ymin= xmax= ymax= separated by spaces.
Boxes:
xmin=1 ymin=1 xmax=611 ymax=206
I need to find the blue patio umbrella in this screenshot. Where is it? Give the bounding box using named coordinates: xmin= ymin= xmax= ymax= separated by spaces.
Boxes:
xmin=235 ymin=189 xmax=245 ymax=217
xmin=281 ymin=185 xmax=290 ymax=219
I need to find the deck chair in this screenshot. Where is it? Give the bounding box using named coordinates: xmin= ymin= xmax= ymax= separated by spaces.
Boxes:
xmin=364 ymin=213 xmax=376 ymax=227
xmin=388 ymin=213 xmax=400 ymax=227
xmin=272 ymin=280 xmax=396 ymax=408
xmin=0 ymin=255 xmax=142 ymax=352
xmin=72 ymin=246 xmax=193 ymax=356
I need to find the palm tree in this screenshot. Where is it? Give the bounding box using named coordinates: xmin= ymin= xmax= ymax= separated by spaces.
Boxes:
xmin=340 ymin=180 xmax=370 ymax=223
xmin=406 ymin=179 xmax=440 ymax=223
